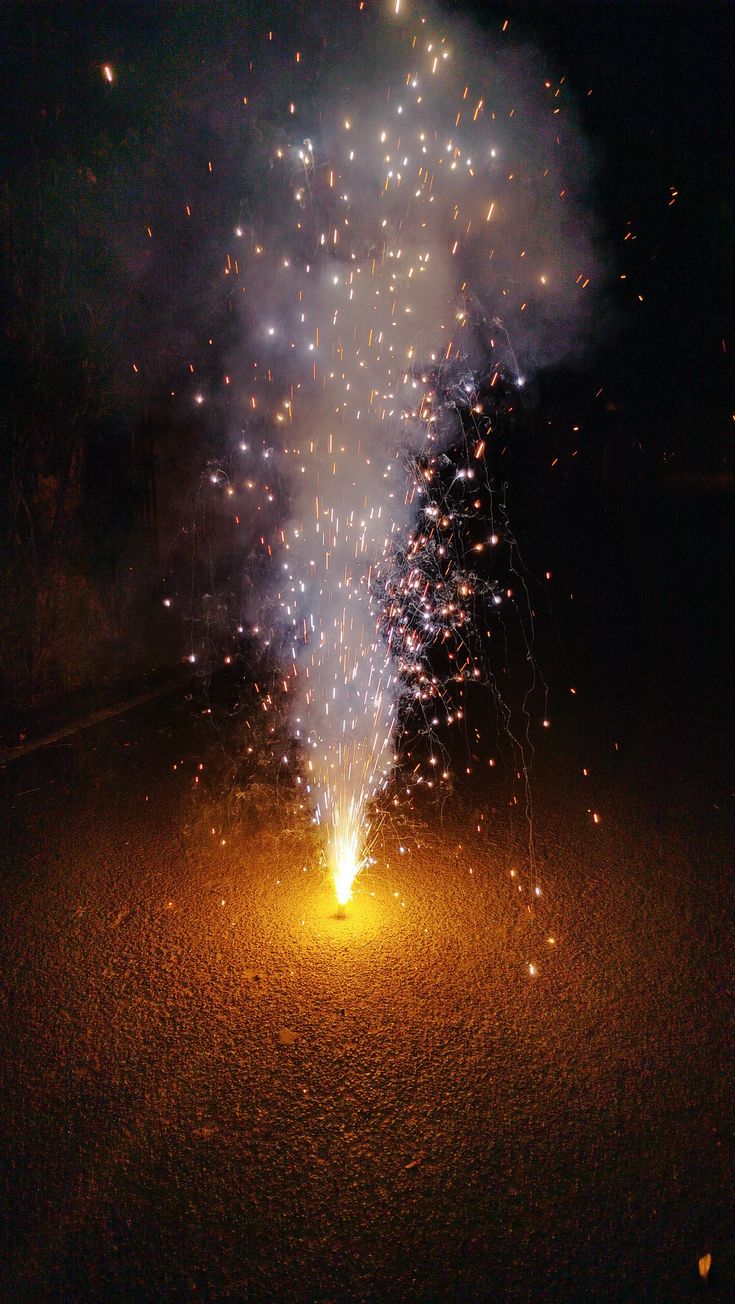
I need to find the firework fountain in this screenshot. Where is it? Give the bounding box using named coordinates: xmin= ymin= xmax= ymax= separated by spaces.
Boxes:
xmin=233 ymin=1 xmax=599 ymax=906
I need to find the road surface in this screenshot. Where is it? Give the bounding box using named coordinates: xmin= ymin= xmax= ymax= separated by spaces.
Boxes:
xmin=1 ymin=484 xmax=732 ymax=1302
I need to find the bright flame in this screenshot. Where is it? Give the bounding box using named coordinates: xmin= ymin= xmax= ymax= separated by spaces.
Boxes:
xmin=330 ymin=806 xmax=364 ymax=906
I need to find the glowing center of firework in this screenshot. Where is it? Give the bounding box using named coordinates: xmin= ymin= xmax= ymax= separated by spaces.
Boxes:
xmin=331 ymin=816 xmax=363 ymax=907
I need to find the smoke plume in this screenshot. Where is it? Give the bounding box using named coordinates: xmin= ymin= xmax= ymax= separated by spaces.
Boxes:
xmin=232 ymin=1 xmax=601 ymax=895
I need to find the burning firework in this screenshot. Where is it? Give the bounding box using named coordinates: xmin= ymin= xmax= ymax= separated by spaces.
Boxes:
xmin=218 ymin=1 xmax=599 ymax=905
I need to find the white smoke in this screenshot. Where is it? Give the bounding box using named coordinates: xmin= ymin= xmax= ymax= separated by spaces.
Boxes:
xmin=234 ymin=1 xmax=601 ymax=892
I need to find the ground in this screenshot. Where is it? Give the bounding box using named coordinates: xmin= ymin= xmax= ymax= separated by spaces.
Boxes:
xmin=0 ymin=480 xmax=732 ymax=1302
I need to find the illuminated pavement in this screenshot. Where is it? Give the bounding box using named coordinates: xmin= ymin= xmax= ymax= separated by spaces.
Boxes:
xmin=1 ymin=487 xmax=732 ymax=1302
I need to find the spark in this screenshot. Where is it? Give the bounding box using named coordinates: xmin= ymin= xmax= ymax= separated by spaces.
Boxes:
xmin=181 ymin=1 xmax=598 ymax=911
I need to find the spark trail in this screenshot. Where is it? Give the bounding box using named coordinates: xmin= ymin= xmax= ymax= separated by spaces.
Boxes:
xmin=235 ymin=2 xmax=599 ymax=904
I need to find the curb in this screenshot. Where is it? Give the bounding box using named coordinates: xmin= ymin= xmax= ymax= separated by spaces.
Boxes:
xmin=0 ymin=673 xmax=193 ymax=764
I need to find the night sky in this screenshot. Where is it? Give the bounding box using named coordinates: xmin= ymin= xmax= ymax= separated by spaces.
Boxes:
xmin=3 ymin=0 xmax=733 ymax=450
xmin=496 ymin=0 xmax=735 ymax=448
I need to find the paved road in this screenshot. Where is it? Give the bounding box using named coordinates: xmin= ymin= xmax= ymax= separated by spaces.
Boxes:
xmin=0 ymin=485 xmax=732 ymax=1302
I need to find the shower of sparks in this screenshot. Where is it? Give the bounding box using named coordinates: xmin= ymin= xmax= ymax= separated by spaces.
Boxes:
xmin=332 ymin=811 xmax=362 ymax=907
xmin=191 ymin=2 xmax=597 ymax=906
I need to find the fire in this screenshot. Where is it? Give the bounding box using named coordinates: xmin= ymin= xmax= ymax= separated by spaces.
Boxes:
xmin=330 ymin=810 xmax=364 ymax=907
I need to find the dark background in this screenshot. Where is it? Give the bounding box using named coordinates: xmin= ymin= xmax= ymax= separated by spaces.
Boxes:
xmin=479 ymin=0 xmax=734 ymax=436
xmin=0 ymin=0 xmax=732 ymax=719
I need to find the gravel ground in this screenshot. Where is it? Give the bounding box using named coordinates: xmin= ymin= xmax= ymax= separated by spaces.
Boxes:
xmin=0 ymin=485 xmax=732 ymax=1303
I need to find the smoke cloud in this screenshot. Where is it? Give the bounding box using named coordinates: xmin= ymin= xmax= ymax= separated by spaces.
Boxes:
xmin=231 ymin=1 xmax=602 ymax=893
